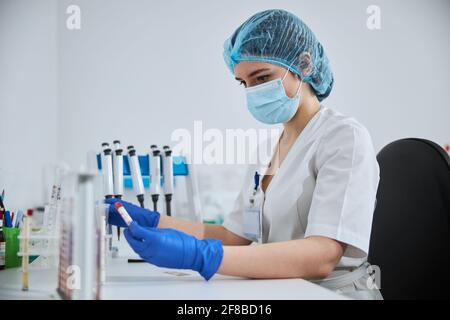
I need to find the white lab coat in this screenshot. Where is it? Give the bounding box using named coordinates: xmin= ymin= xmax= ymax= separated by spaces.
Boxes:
xmin=223 ymin=105 xmax=381 ymax=299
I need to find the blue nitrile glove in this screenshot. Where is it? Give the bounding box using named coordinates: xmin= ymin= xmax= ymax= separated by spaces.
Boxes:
xmin=124 ymin=221 xmax=223 ymax=281
xmin=105 ymin=198 xmax=160 ymax=228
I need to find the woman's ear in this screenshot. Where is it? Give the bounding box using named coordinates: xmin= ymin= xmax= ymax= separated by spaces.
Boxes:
xmin=298 ymin=52 xmax=313 ymax=78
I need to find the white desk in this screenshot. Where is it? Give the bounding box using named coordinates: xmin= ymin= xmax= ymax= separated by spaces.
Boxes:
xmin=0 ymin=257 xmax=346 ymax=300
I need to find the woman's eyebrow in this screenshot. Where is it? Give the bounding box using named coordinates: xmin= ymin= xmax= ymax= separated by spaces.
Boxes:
xmin=235 ymin=68 xmax=272 ymax=81
xmin=248 ymin=68 xmax=271 ymax=78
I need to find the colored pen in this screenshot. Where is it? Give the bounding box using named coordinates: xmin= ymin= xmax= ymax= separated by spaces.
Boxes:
xmin=0 ymin=192 xmax=5 ymax=211
xmin=254 ymin=171 xmax=260 ymax=191
xmin=4 ymin=211 xmax=12 ymax=228
xmin=11 ymin=211 xmax=16 ymax=228
xmin=14 ymin=210 xmax=24 ymax=228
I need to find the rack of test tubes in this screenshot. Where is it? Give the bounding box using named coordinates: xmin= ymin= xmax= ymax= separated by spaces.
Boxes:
xmin=17 ymin=166 xmax=66 ymax=269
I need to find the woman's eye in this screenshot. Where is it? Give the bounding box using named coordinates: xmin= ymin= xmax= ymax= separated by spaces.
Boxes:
xmin=256 ymin=75 xmax=269 ymax=83
xmin=239 ymin=80 xmax=246 ymax=87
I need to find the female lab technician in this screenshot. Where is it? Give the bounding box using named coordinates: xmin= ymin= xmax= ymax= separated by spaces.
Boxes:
xmin=106 ymin=9 xmax=382 ymax=299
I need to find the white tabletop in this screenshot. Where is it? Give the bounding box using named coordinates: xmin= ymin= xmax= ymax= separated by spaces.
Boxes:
xmin=0 ymin=256 xmax=346 ymax=300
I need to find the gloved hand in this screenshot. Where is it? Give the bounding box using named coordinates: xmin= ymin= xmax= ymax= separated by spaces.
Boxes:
xmin=124 ymin=221 xmax=223 ymax=281
xmin=105 ymin=198 xmax=160 ymax=228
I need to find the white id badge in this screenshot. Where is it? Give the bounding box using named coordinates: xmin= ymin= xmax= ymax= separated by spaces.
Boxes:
xmin=243 ymin=207 xmax=260 ymax=241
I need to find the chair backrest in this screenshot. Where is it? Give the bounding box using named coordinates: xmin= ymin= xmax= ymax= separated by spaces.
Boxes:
xmin=368 ymin=138 xmax=450 ymax=299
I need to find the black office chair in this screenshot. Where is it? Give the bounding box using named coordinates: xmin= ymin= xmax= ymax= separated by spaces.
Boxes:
xmin=368 ymin=138 xmax=450 ymax=300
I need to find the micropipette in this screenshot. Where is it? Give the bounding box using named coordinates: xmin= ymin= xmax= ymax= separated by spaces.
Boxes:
xmin=102 ymin=147 xmax=114 ymax=199
xmin=113 ymin=140 xmax=124 ymax=240
xmin=150 ymin=145 xmax=161 ymax=212
xmin=101 ymin=143 xmax=114 ymax=250
xmin=162 ymin=145 xmax=174 ymax=216
xmin=128 ymin=147 xmax=145 ymax=208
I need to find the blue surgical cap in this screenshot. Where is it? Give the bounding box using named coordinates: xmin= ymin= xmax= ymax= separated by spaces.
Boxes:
xmin=223 ymin=9 xmax=334 ymax=101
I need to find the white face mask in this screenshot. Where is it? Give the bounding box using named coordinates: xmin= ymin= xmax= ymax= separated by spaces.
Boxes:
xmin=245 ymin=69 xmax=302 ymax=124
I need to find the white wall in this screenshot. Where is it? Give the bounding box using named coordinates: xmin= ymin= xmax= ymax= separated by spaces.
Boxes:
xmin=56 ymin=0 xmax=450 ymax=217
xmin=0 ymin=0 xmax=58 ymax=209
xmin=1 ymin=0 xmax=449 ymax=213
xmin=57 ymin=0 xmax=450 ymax=164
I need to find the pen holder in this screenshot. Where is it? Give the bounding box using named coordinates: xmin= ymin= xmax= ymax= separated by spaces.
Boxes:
xmin=4 ymin=227 xmax=22 ymax=268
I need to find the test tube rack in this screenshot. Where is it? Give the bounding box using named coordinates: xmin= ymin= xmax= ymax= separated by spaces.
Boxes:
xmin=17 ymin=174 xmax=63 ymax=269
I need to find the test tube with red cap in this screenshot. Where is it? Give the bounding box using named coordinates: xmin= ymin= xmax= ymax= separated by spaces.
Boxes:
xmin=114 ymin=202 xmax=133 ymax=226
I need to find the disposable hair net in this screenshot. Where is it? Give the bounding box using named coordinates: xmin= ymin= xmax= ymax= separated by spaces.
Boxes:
xmin=223 ymin=9 xmax=334 ymax=101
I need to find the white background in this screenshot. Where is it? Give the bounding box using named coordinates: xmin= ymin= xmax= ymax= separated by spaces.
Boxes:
xmin=1 ymin=0 xmax=449 ymax=215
